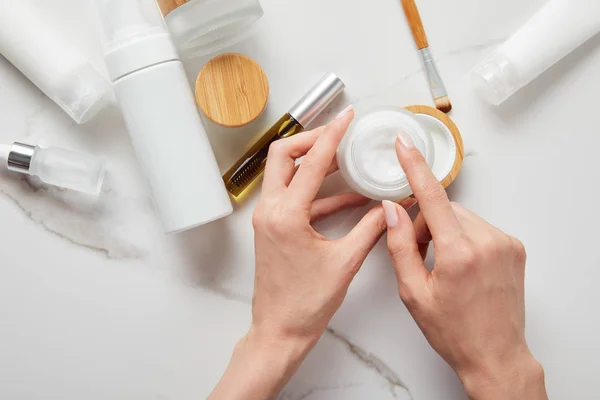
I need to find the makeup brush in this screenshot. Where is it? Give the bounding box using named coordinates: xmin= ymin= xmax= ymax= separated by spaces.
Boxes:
xmin=400 ymin=0 xmax=452 ymax=113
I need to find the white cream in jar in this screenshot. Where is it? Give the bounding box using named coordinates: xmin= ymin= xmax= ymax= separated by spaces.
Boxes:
xmin=337 ymin=105 xmax=463 ymax=201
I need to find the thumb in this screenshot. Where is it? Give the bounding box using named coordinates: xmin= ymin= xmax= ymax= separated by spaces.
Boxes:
xmin=338 ymin=206 xmax=387 ymax=276
xmin=382 ymin=201 xmax=430 ymax=298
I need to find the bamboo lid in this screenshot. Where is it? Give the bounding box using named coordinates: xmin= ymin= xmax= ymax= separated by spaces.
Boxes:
xmin=405 ymin=105 xmax=464 ymax=188
xmin=195 ymin=53 xmax=269 ymax=128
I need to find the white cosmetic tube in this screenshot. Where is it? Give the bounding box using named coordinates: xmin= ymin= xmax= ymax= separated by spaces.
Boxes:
xmin=93 ymin=0 xmax=232 ymax=233
xmin=471 ymin=0 xmax=600 ymax=105
xmin=0 ymin=0 xmax=112 ymax=123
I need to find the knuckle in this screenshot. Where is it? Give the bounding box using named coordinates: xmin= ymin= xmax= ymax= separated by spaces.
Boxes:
xmin=398 ymin=281 xmax=422 ymax=310
xmin=267 ymin=140 xmax=287 ymax=157
xmin=444 ymin=238 xmax=478 ymax=273
xmin=405 ymin=147 xmax=427 ymax=165
xmin=449 ymin=201 xmax=463 ymax=213
xmin=388 ymin=241 xmax=412 ymax=262
xmin=510 ymin=237 xmax=527 ymax=262
xmin=460 ymin=244 xmax=479 ymax=269
xmin=399 ymin=288 xmax=420 ymax=310
xmin=299 ymin=155 xmax=327 ymax=174
xmin=418 ymin=180 xmax=448 ymax=204
xmin=254 ymin=204 xmax=290 ymax=235
xmin=251 ymin=210 xmax=264 ymax=230
xmin=479 ymin=234 xmax=503 ymax=256
xmin=265 ymin=213 xmax=285 ymax=233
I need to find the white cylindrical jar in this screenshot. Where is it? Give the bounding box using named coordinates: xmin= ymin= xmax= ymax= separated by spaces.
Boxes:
xmin=156 ymin=0 xmax=264 ymax=58
xmin=337 ymin=105 xmax=462 ymax=202
xmin=0 ymin=0 xmax=113 ymax=123
xmin=470 ymin=0 xmax=600 ymax=105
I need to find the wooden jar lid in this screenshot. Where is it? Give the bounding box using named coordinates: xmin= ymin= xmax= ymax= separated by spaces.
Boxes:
xmin=405 ymin=105 xmax=464 ymax=189
xmin=195 ymin=53 xmax=269 ymax=128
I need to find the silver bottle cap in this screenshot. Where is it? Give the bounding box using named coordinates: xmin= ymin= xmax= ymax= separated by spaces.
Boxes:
xmin=289 ymin=73 xmax=345 ymax=128
xmin=7 ymin=142 xmax=37 ymax=174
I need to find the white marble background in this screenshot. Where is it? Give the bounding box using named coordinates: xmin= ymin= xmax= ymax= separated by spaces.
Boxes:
xmin=1 ymin=0 xmax=599 ymax=399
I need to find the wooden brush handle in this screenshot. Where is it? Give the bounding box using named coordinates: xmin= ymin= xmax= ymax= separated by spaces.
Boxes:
xmin=401 ymin=0 xmax=429 ymax=49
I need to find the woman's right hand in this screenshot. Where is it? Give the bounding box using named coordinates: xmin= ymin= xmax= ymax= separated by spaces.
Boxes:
xmin=382 ymin=132 xmax=548 ymax=400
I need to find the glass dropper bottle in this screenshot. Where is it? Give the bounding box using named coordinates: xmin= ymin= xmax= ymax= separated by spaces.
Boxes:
xmin=0 ymin=141 xmax=106 ymax=194
xmin=223 ymin=73 xmax=345 ymax=197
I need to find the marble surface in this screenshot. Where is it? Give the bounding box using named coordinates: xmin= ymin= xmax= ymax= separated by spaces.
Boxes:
xmin=1 ymin=0 xmax=599 ymax=399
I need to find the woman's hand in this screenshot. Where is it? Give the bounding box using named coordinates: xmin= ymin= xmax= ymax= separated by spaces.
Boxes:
xmin=210 ymin=106 xmax=414 ymax=400
xmin=382 ymin=132 xmax=548 ymax=400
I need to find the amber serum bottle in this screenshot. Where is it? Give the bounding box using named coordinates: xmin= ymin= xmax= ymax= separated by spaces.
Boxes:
xmin=223 ymin=73 xmax=345 ymax=197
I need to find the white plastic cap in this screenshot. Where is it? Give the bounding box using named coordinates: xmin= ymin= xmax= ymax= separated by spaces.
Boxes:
xmin=54 ymin=63 xmax=114 ymax=124
xmin=93 ymin=0 xmax=179 ymax=81
xmin=95 ymin=0 xmax=164 ymax=48
xmin=470 ymin=53 xmax=520 ymax=106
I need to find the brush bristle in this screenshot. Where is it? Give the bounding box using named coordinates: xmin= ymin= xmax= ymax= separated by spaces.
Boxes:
xmin=435 ymin=96 xmax=452 ymax=114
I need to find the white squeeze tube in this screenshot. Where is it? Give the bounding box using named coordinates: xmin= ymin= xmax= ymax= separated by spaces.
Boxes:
xmin=470 ymin=0 xmax=600 ymax=105
xmin=0 ymin=0 xmax=113 ymax=123
xmin=92 ymin=0 xmax=233 ymax=233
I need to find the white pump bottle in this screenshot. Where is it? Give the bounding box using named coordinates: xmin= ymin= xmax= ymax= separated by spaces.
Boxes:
xmin=93 ymin=0 xmax=232 ymax=233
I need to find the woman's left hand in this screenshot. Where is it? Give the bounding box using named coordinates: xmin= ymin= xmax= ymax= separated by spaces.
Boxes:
xmin=209 ymin=106 xmax=414 ymax=400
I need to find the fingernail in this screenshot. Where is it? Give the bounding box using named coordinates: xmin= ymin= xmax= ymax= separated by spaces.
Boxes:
xmin=397 ymin=131 xmax=414 ymax=148
xmin=335 ymin=105 xmax=353 ymax=120
xmin=382 ymin=200 xmax=399 ymax=228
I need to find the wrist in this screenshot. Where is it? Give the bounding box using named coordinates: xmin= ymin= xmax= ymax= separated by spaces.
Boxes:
xmin=209 ymin=326 xmax=314 ymax=400
xmin=242 ymin=323 xmax=315 ymax=367
xmin=459 ymin=348 xmax=547 ymax=400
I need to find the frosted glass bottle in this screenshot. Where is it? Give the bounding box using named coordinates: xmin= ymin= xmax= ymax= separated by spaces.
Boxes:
xmin=30 ymin=147 xmax=106 ymax=194
xmin=3 ymin=142 xmax=106 ymax=195
xmin=156 ymin=0 xmax=264 ymax=58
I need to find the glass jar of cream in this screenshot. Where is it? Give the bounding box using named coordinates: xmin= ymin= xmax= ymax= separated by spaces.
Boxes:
xmin=337 ymin=105 xmax=463 ymax=201
xmin=156 ymin=0 xmax=264 ymax=58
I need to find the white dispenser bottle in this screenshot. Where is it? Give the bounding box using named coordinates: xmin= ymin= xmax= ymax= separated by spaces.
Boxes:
xmin=93 ymin=0 xmax=232 ymax=233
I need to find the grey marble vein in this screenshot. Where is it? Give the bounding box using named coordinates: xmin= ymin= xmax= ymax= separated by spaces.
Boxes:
xmin=0 ymin=173 xmax=155 ymax=260
xmin=279 ymin=384 xmax=362 ymax=400
xmin=201 ymin=280 xmax=253 ymax=304
xmin=441 ymin=37 xmax=508 ymax=59
xmin=326 ymin=328 xmax=412 ymax=399
xmin=0 ymin=181 xmax=116 ymax=257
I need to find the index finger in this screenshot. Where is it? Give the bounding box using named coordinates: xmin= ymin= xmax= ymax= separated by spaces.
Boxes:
xmin=286 ymin=106 xmax=354 ymax=210
xmin=395 ymin=131 xmax=461 ymax=240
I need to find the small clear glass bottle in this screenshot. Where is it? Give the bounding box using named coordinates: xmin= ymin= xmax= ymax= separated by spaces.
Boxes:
xmin=156 ymin=0 xmax=264 ymax=58
xmin=3 ymin=142 xmax=106 ymax=195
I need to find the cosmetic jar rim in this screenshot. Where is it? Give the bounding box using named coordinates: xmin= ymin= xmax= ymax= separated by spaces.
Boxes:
xmin=337 ymin=105 xmax=435 ymax=201
xmin=405 ymin=105 xmax=464 ymax=190
xmin=337 ymin=104 xmax=464 ymax=202
xmin=352 ymin=106 xmax=434 ymax=190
